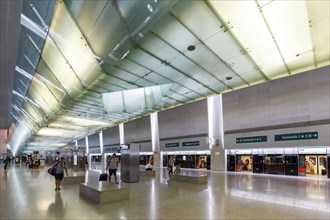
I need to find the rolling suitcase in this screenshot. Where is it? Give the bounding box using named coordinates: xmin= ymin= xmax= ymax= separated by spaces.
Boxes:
xmin=99 ymin=173 xmax=108 ymax=181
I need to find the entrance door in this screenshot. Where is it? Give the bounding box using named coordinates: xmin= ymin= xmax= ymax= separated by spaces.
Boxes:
xmin=227 ymin=155 xmax=235 ymax=171
xmin=284 ymin=155 xmax=298 ymax=176
xmin=253 ymin=155 xmax=263 ymax=173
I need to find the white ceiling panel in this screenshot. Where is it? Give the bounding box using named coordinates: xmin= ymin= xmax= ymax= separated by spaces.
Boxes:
xmin=128 ymin=48 xmax=164 ymax=71
xmin=151 ymin=14 xmax=200 ymax=53
xmin=183 ymin=43 xmax=221 ymax=71
xmin=140 ymin=34 xmax=181 ymax=62
xmin=134 ymin=78 xmax=156 ymax=87
xmin=120 ymin=59 xmax=151 ymax=77
xmin=204 ymin=30 xmax=242 ymax=61
xmin=155 ymin=65 xmax=186 ymax=82
xmin=171 ymin=0 xmax=222 ymax=41
xmin=170 ymin=84 xmax=193 ymax=96
xmin=169 ymin=55 xmax=203 ymax=77
xmin=143 ymin=72 xmax=173 ymax=85
xmin=192 ymin=70 xmax=223 ymax=88
xmin=108 ymin=67 xmax=140 ymax=83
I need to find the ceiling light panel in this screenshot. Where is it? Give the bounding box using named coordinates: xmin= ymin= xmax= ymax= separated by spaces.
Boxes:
xmin=151 ymin=14 xmax=200 ymax=53
xmin=184 ymin=43 xmax=222 ymax=71
xmin=169 ymin=55 xmax=203 ymax=77
xmin=207 ymin=62 xmax=242 ymax=86
xmin=28 ymin=80 xmax=59 ymax=114
xmin=42 ymin=38 xmax=84 ymax=98
xmin=49 ymin=2 xmax=103 ymax=87
xmin=57 ymin=116 xmax=112 ymax=127
xmin=134 ymin=78 xmax=156 ymax=88
xmin=170 ymin=84 xmax=193 ymax=95
xmin=177 ymin=77 xmax=208 ymax=93
xmin=154 ymin=65 xmax=186 ymax=82
xmin=107 ymin=67 xmax=140 ymax=83
xmin=94 ymin=81 xmax=123 ymax=93
xmin=172 ymin=1 xmax=222 ymax=44
xmin=36 ymin=127 xmax=81 ymax=138
xmin=192 ymin=70 xmax=224 ymax=88
xmin=99 ymin=75 xmax=136 ymax=90
xmin=209 ymin=1 xmax=287 ymax=78
xmin=140 ymin=33 xmax=181 ymax=62
xmin=143 ymin=72 xmax=173 ymax=85
xmin=307 ymin=0 xmax=330 ymax=65
xmin=260 ymin=1 xmax=313 ymax=71
xmin=120 ymin=59 xmax=151 ymax=77
xmin=225 ymin=54 xmax=265 ymax=82
xmin=70 ymin=1 xmax=128 ymax=64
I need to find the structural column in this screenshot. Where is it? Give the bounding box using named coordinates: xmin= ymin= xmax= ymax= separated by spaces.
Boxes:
xmin=150 ymin=112 xmax=161 ymax=167
xmin=207 ymin=95 xmax=225 ymax=171
xmin=85 ymin=136 xmax=91 ymax=170
xmin=99 ymin=131 xmax=106 ymax=171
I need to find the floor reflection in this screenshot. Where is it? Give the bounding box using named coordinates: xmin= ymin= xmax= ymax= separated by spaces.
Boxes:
xmin=226 ymin=173 xmax=330 ymax=212
xmin=47 ymin=192 xmax=67 ymax=218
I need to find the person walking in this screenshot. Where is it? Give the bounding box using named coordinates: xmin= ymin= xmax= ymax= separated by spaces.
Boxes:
xmin=168 ymin=156 xmax=174 ymax=175
xmin=52 ymin=157 xmax=68 ymax=191
xmin=106 ymin=153 xmax=119 ymax=184
xmin=4 ymin=156 xmax=11 ymax=171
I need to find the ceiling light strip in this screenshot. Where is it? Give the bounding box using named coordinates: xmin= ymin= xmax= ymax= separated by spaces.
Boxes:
xmin=255 ymin=2 xmax=291 ymax=74
xmin=20 ymin=14 xmax=47 ymax=39
xmin=13 ymin=90 xmax=40 ymax=108
xmin=28 ymin=4 xmax=49 ymax=32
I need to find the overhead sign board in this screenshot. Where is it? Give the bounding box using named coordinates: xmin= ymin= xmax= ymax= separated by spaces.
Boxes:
xmin=182 ymin=141 xmax=200 ymax=147
xmin=236 ymin=136 xmax=267 ymax=143
xmin=275 ymin=132 xmax=318 ymax=141
xmin=165 ymin=143 xmax=179 ymax=148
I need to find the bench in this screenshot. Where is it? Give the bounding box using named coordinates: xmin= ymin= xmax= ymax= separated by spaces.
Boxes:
xmin=170 ymin=174 xmax=208 ymax=184
xmin=139 ymin=170 xmax=156 ymax=176
xmin=63 ymin=175 xmax=85 ymax=184
xmin=79 ymin=182 xmax=129 ymax=204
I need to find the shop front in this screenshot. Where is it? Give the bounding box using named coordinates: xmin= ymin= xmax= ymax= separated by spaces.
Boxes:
xmin=226 ymin=147 xmax=329 ymax=178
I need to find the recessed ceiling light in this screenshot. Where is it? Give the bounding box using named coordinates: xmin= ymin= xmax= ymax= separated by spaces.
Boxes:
xmin=187 ymin=45 xmax=196 ymax=51
xmin=147 ymin=4 xmax=153 ymax=13
xmin=225 ymin=76 xmax=232 ymax=80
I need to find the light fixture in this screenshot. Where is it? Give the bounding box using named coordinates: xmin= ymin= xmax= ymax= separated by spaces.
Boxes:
xmin=147 ymin=3 xmax=153 ymax=13
xmin=187 ymin=45 xmax=196 ymax=51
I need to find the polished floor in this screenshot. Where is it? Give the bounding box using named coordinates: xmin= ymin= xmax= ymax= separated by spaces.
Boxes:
xmin=0 ymin=164 xmax=329 ymax=220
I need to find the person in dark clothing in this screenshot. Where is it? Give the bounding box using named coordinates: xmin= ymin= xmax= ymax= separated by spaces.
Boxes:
xmin=4 ymin=156 xmax=11 ymax=171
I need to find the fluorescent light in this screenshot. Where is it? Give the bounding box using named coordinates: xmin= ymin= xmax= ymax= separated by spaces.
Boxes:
xmin=35 ymin=73 xmax=64 ymax=93
xmin=13 ymin=90 xmax=41 ymax=108
xmin=121 ymin=50 xmax=130 ymax=59
xmin=21 ymin=14 xmax=47 ymax=39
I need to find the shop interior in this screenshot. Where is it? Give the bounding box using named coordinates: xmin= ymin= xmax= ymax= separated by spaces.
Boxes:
xmin=227 ymin=147 xmax=329 ymax=178
xmin=162 ymin=151 xmax=211 ymax=170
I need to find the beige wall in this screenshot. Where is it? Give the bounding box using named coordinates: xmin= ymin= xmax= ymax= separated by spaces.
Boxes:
xmin=0 ymin=129 xmax=8 ymax=155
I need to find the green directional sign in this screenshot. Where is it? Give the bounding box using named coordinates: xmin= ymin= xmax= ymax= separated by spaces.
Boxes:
xmin=236 ymin=136 xmax=267 ymax=143
xmin=275 ymin=132 xmax=318 ymax=141
xmin=165 ymin=143 xmax=179 ymax=147
xmin=182 ymin=141 xmax=200 ymax=147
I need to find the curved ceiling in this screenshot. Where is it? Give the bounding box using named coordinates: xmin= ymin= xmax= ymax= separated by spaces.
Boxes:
xmin=4 ymin=0 xmax=330 ymax=155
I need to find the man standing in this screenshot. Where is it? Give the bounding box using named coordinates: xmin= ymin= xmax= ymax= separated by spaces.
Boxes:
xmin=107 ymin=153 xmax=119 ymax=184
